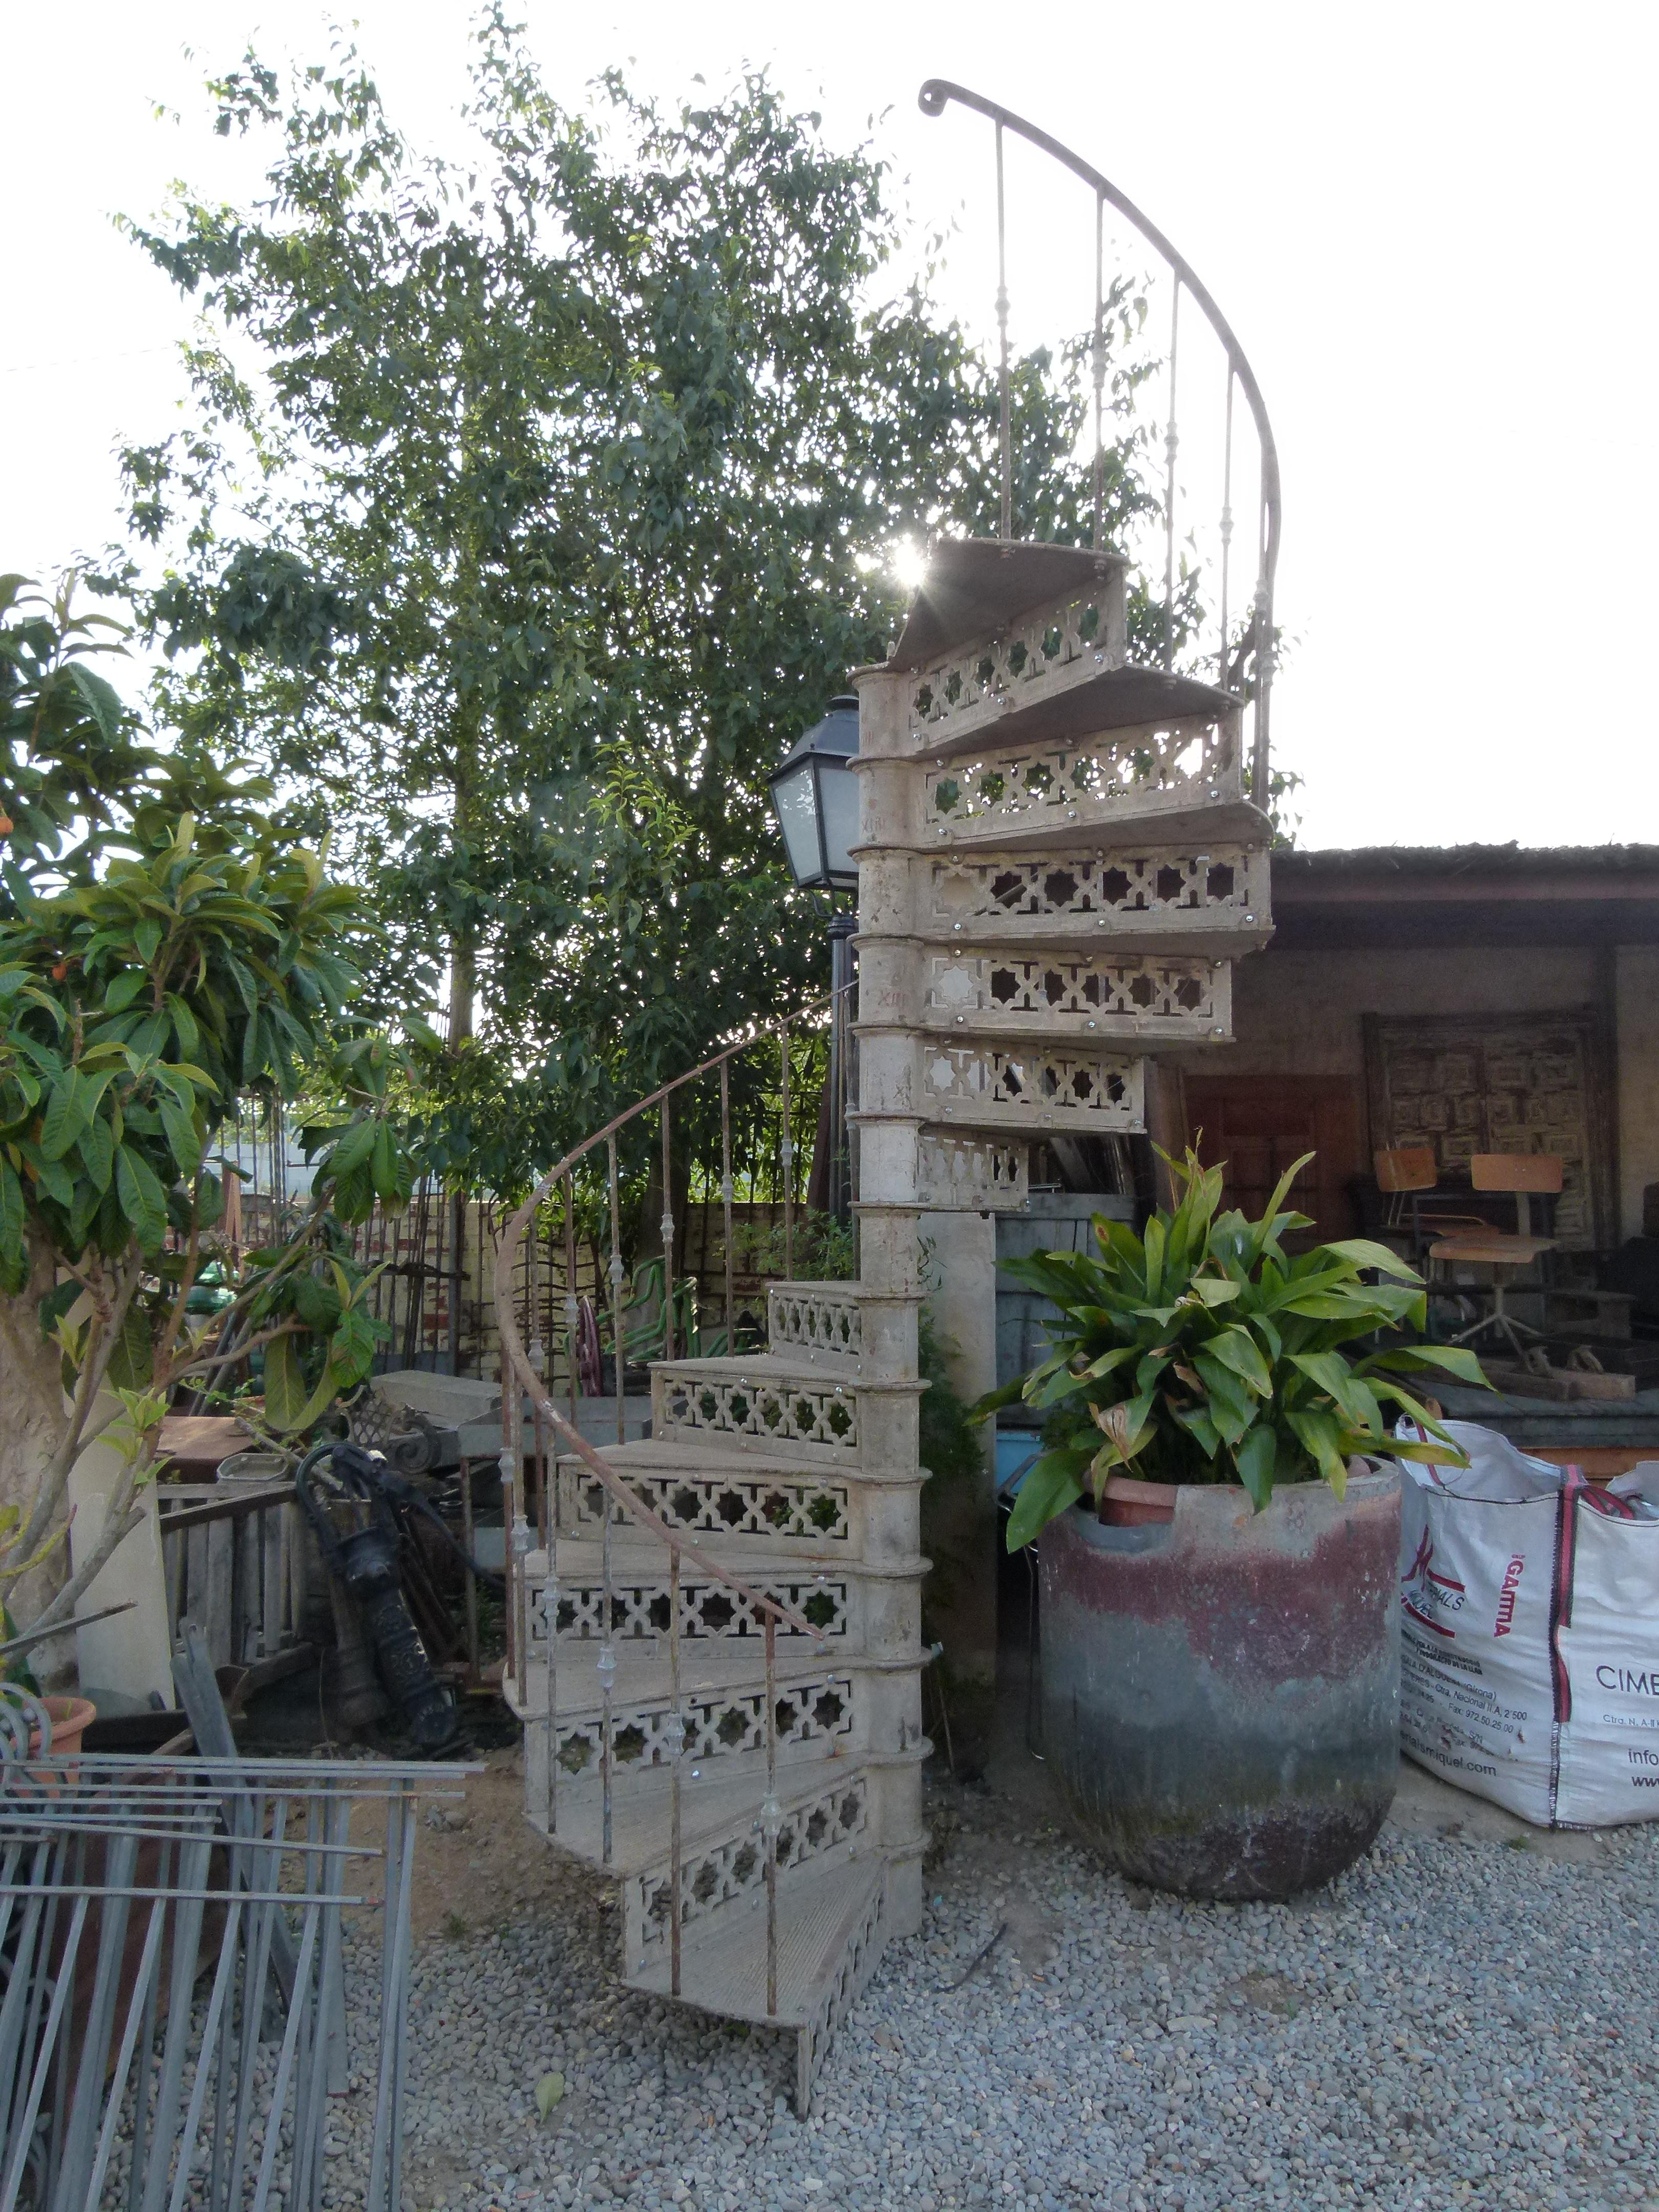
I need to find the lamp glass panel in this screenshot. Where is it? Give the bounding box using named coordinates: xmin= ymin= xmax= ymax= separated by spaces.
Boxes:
xmin=817 ymin=759 xmax=861 ymax=885
xmin=772 ymin=761 xmax=824 ymax=887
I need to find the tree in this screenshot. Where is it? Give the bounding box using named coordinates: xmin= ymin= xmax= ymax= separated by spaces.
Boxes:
xmin=113 ymin=19 xmax=1166 ymax=1194
xmin=0 ymin=577 xmax=413 ymax=1646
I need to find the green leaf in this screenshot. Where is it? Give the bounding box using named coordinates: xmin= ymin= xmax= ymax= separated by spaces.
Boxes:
xmin=0 ymin=1164 xmax=25 ymax=1292
xmin=262 ymin=1332 xmax=342 ymax=1434
xmin=63 ymin=658 xmax=125 ymax=742
xmin=38 ymin=1078 xmax=86 ymax=1162
xmin=103 ymin=969 xmax=145 ymax=1012
xmin=1286 ymin=1406 xmax=1350 ymax=1496
xmin=292 ymin=1273 xmax=344 ymax=1331
xmin=114 ymin=1143 xmax=168 ymax=1250
xmin=1005 ymin=1452 xmax=1086 ymax=1552
xmin=1204 ymin=1326 xmax=1274 ymax=1398
xmin=1318 ymin=1238 xmax=1422 ymax=1283
xmin=1235 ymin=1423 xmax=1278 ymax=1512
xmin=105 ymin=1299 xmax=155 ymax=1391
xmin=79 ymin=1115 xmax=114 ymax=1194
xmin=159 ymin=1098 xmax=202 ymax=1178
xmin=134 ymin=918 xmax=162 ymax=965
xmin=370 ymin=1120 xmax=401 ymax=1202
xmin=1362 ymin=1343 xmax=1494 ymax=1389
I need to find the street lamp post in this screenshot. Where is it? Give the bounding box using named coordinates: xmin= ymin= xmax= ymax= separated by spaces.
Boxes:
xmin=769 ymin=696 xmax=861 ymax=1224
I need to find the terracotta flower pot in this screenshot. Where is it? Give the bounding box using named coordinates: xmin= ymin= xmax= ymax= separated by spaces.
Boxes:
xmin=35 ymin=1696 xmax=97 ymax=1757
xmin=1100 ymin=1475 xmax=1177 ymax=1527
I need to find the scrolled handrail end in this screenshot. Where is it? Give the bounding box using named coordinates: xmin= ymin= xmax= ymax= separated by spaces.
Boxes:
xmin=917 ymin=79 xmax=951 ymax=117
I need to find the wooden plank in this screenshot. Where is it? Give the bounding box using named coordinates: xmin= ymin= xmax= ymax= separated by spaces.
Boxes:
xmin=204 ymin=1518 xmax=235 ymax=1668
xmin=261 ymin=1506 xmax=285 ymax=1657
xmin=185 ymin=1523 xmax=208 ymax=1637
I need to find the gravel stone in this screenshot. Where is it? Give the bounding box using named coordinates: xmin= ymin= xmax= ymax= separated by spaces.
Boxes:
xmin=150 ymin=1775 xmax=1659 ymax=2212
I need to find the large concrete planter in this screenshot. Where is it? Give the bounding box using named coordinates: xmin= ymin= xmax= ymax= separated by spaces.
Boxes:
xmin=1039 ymin=1470 xmax=1400 ymax=1899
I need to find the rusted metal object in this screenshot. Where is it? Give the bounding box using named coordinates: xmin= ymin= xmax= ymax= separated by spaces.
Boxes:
xmin=1039 ymin=1471 xmax=1400 ymax=1900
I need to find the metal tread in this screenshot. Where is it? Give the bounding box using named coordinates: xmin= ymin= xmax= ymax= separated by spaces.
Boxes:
xmin=553 ymin=1437 xmax=924 ymax=1488
xmin=528 ymin=1748 xmax=882 ymax=1875
xmin=650 ymin=1353 xmax=924 ymax=1396
xmin=624 ymin=1851 xmax=889 ymax=2032
xmin=927 ymin=794 xmax=1272 ymax=855
xmin=534 ymin=1537 xmax=922 ymax=1582
xmin=505 ymin=1638 xmax=919 ymax=1725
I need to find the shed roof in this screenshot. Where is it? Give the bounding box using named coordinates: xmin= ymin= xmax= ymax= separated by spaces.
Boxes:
xmin=1267 ymin=843 xmax=1659 ymax=949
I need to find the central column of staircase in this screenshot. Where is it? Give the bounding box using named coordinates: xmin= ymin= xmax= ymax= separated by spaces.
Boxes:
xmin=499 ymin=534 xmax=1272 ymax=2110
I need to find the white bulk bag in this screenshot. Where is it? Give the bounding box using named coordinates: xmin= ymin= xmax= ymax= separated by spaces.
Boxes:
xmin=1397 ymin=1421 xmax=1659 ymax=1827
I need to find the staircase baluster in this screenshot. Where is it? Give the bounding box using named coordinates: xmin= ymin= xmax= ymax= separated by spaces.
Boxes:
xmin=780 ymin=1020 xmax=793 ymax=1282
xmin=995 ymin=116 xmax=1011 ymax=541
xmin=1163 ymin=276 xmax=1181 ymax=673
xmin=1219 ymin=367 xmax=1235 ymax=689
xmin=669 ymin=1546 xmax=683 ymax=1999
xmin=460 ymin=1447 xmax=480 ymax=1683
xmin=720 ymin=1061 xmax=735 ymax=1355
xmin=763 ymin=1614 xmax=779 ymax=2018
xmin=564 ymin=1176 xmax=579 ymax=1433
xmin=607 ymin=1139 xmax=625 ymax=1446
xmin=1091 ymin=187 xmax=1106 ymax=550
xmin=599 ymin=1478 xmax=615 ymax=1868
xmin=555 ymin=1575 xmax=570 ymax=1849
xmin=661 ymin=1100 xmax=675 ymax=1365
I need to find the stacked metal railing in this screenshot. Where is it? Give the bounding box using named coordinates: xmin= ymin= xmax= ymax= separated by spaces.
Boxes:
xmin=0 ymin=1714 xmax=467 ymax=2212
xmin=493 ymin=996 xmax=846 ymax=2019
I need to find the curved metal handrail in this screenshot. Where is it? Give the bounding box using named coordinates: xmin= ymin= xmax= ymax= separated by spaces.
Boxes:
xmin=918 ymin=77 xmax=1281 ymax=806
xmin=492 ymin=987 xmax=850 ymax=1650
xmin=492 ymin=985 xmax=856 ymax=2006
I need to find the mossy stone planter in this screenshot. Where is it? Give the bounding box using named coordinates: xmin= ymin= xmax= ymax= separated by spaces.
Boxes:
xmin=1039 ymin=1471 xmax=1400 ymax=1900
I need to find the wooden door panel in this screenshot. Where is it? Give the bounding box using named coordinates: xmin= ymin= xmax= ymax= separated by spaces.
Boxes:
xmin=1183 ymin=1075 xmax=1363 ymax=1244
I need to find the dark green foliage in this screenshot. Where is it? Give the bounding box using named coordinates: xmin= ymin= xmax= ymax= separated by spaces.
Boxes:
xmin=110 ymin=23 xmax=1178 ymax=1190
xmin=985 ymin=1148 xmax=1491 ymax=1549
xmin=919 ymin=1310 xmax=987 ymax=1493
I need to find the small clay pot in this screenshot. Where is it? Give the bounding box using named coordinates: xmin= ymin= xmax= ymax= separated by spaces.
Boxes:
xmin=1100 ymin=1475 xmax=1177 ymax=1527
xmin=35 ymin=1696 xmax=97 ymax=1756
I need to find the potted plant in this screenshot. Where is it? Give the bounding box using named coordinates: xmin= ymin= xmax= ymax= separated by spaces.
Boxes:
xmin=986 ymin=1147 xmax=1485 ymax=1900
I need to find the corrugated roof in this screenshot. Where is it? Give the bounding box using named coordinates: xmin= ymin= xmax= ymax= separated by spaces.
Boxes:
xmin=1275 ymin=842 xmax=1659 ymax=878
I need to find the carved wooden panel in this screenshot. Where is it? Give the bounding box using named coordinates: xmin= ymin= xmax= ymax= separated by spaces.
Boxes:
xmin=1363 ymin=1012 xmax=1612 ymax=1250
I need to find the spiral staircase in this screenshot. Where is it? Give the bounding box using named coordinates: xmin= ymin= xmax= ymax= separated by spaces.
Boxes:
xmin=494 ymin=535 xmax=1274 ymax=2109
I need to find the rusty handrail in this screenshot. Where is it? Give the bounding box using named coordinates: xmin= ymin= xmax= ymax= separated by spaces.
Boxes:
xmin=918 ymin=77 xmax=1282 ymax=810
xmin=492 ymin=987 xmax=850 ymax=1650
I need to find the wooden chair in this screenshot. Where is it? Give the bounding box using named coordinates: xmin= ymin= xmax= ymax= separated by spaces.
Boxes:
xmin=1373 ymin=1146 xmax=1487 ymax=1267
xmin=1431 ymin=1153 xmax=1563 ymax=1359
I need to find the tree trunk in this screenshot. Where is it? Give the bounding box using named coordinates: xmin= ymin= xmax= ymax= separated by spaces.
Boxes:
xmin=0 ymin=1230 xmax=72 ymax=1669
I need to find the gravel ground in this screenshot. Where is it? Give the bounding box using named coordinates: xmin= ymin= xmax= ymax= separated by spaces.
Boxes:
xmin=312 ymin=1771 xmax=1659 ymax=2212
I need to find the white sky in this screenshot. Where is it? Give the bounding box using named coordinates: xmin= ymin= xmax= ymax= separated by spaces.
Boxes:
xmin=5 ymin=1 xmax=1656 ymax=853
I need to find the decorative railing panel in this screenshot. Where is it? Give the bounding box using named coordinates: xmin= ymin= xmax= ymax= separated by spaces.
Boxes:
xmin=636 ymin=1776 xmax=869 ymax=1951
xmin=768 ymin=1283 xmax=863 ymax=1363
xmin=926 ymin=845 xmax=1266 ymax=930
xmin=554 ymin=1673 xmax=855 ymax=1776
xmin=924 ymin=719 xmax=1237 ymax=843
xmin=924 ymin=949 xmax=1228 ymax=1035
xmin=561 ymin=1464 xmax=851 ymax=1545
xmin=914 ymin=1131 xmax=1030 ymax=1211
xmin=549 ymin=1573 xmax=848 ymax=1642
xmin=923 ymin=1040 xmax=1145 ymax=1131
xmin=905 ymin=582 xmax=1125 ymax=751
xmin=655 ymin=1370 xmax=860 ymax=1452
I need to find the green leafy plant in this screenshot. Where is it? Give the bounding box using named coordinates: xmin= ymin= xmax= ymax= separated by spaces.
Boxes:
xmin=109 ymin=24 xmax=1180 ymax=1193
xmin=0 ymin=577 xmax=424 ymax=1643
xmin=985 ymin=1148 xmax=1488 ymax=1550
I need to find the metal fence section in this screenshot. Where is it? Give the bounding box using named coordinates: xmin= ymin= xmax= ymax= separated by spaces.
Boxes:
xmin=0 ymin=1740 xmax=469 ymax=2212
xmin=209 ymin=1023 xmax=835 ymax=1388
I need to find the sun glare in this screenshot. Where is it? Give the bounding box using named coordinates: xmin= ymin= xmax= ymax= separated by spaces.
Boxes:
xmin=890 ymin=536 xmax=929 ymax=593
